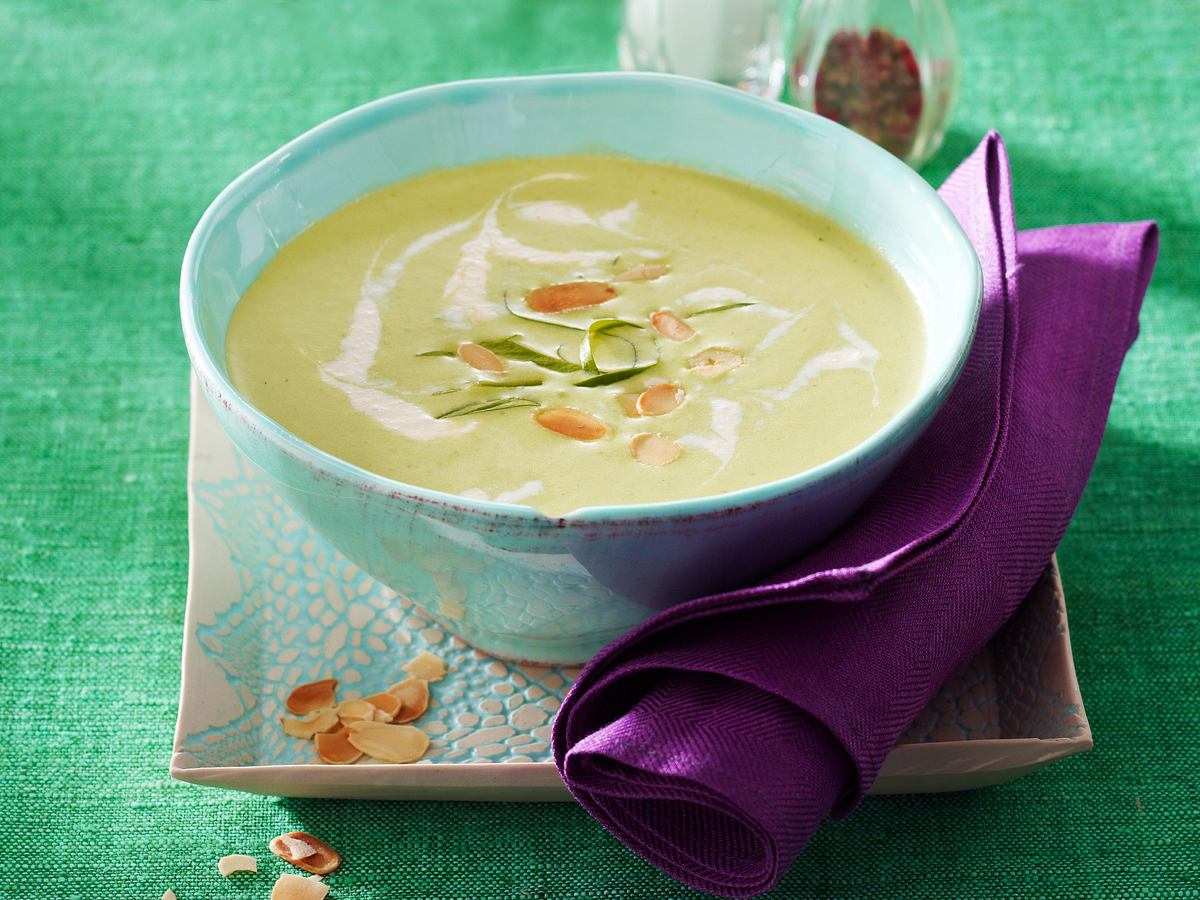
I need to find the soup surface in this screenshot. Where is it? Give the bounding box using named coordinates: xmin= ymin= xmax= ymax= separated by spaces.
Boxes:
xmin=226 ymin=155 xmax=925 ymax=516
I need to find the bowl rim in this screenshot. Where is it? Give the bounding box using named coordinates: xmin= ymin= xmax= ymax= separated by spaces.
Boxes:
xmin=180 ymin=71 xmax=982 ymax=523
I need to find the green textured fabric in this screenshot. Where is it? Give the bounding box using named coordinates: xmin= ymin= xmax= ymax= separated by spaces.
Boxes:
xmin=1 ymin=1 xmax=1196 ymax=896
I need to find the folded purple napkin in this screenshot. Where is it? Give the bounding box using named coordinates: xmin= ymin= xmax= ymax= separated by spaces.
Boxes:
xmin=553 ymin=133 xmax=1159 ymax=898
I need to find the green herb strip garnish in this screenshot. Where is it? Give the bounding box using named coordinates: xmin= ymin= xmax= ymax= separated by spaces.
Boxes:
xmin=474 ymin=379 xmax=543 ymax=388
xmin=435 ymin=397 xmax=540 ymax=419
xmin=476 ymin=336 xmax=581 ymax=373
xmin=430 ymin=297 xmax=662 ymax=392
xmin=432 ymin=378 xmax=543 ymax=396
xmin=574 ymin=363 xmax=659 ymax=388
xmin=578 ymin=319 xmax=645 ymax=375
xmin=418 ymin=336 xmax=580 ymax=373
xmin=684 ymin=302 xmax=755 ymax=318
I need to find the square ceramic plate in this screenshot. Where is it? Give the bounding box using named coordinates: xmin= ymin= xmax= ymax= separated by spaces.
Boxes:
xmin=172 ymin=379 xmax=1092 ymax=799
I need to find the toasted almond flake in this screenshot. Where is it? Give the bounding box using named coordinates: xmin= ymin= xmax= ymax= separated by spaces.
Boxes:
xmin=217 ymin=854 xmax=258 ymax=877
xmin=279 ymin=836 xmax=316 ymax=860
xmin=285 ymin=678 xmax=338 ymax=716
xmin=385 ymin=677 xmax=431 ymax=723
xmin=613 ymin=263 xmax=670 ymax=282
xmin=526 ymin=281 xmax=616 ymax=313
xmin=402 ymin=650 xmax=449 ymax=682
xmin=533 ymin=407 xmax=609 ymax=442
xmin=649 ymin=310 xmax=695 ymax=342
xmin=364 ymin=692 xmax=403 ymax=722
xmin=335 ymin=698 xmax=376 ymax=723
xmin=270 ymin=872 xmax=330 ymax=900
xmin=636 ymin=383 xmax=684 ymax=417
xmin=314 ymin=728 xmax=363 ymax=765
xmin=456 ymin=342 xmax=506 ymax=373
xmin=686 ymin=347 xmax=744 ymax=378
xmin=280 ymin=708 xmax=339 ymax=740
xmin=344 ymin=720 xmax=430 ymax=764
xmin=270 ymin=831 xmax=341 ymax=876
xmin=631 ymin=433 xmax=681 ymax=467
xmin=615 ymin=393 xmax=642 ymax=418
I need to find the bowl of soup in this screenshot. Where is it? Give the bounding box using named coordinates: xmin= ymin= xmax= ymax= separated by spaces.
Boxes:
xmin=181 ymin=73 xmax=980 ymax=664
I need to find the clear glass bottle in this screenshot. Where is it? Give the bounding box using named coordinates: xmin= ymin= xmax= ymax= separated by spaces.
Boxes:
xmin=788 ymin=0 xmax=960 ymax=168
xmin=619 ymin=0 xmax=788 ymax=101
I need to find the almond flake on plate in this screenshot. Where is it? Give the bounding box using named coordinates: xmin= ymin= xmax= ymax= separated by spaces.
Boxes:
xmin=402 ymin=650 xmax=448 ymax=682
xmin=285 ymin=678 xmax=338 ymax=716
xmin=280 ymin=708 xmax=339 ymax=739
xmin=335 ymin=698 xmax=376 ymax=723
xmin=314 ymin=727 xmax=363 ymax=765
xmin=344 ymin=720 xmax=430 ymax=764
xmin=363 ymin=691 xmax=403 ymax=722
xmin=386 ymin=677 xmax=431 ymax=723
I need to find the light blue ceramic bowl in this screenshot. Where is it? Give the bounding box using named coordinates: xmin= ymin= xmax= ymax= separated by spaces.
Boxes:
xmin=181 ymin=73 xmax=980 ymax=665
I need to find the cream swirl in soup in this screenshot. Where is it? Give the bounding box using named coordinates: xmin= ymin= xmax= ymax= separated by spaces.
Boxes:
xmin=226 ymin=155 xmax=925 ymax=516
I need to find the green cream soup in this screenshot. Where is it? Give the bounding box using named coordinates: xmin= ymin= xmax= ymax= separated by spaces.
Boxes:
xmin=226 ymin=155 xmax=925 ymax=516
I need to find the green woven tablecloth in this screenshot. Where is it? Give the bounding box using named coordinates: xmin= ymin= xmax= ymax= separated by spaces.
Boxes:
xmin=2 ymin=1 xmax=1196 ymax=896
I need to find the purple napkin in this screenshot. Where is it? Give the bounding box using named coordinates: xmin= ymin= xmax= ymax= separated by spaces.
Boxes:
xmin=552 ymin=133 xmax=1159 ymax=898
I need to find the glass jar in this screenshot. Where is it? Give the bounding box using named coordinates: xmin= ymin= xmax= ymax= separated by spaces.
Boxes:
xmin=619 ymin=0 xmax=788 ymax=100
xmin=788 ymin=0 xmax=960 ymax=168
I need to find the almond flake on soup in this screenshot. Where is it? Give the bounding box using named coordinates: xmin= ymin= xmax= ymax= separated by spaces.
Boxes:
xmin=613 ymin=263 xmax=670 ymax=282
xmin=686 ymin=347 xmax=743 ymax=378
xmin=631 ymin=433 xmax=681 ymax=467
xmin=649 ymin=310 xmax=695 ymax=342
xmin=525 ymin=281 xmax=617 ymax=313
xmin=615 ymin=393 xmax=642 ymax=418
xmin=533 ymin=407 xmax=609 ymax=442
xmin=456 ymin=342 xmax=506 ymax=373
xmin=636 ymin=383 xmax=684 ymax=417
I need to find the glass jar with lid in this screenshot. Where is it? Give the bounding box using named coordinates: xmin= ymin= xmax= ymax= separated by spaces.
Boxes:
xmin=788 ymin=0 xmax=960 ymax=168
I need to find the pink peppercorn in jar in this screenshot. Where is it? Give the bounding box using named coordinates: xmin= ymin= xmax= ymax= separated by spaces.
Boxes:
xmin=789 ymin=0 xmax=960 ymax=168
